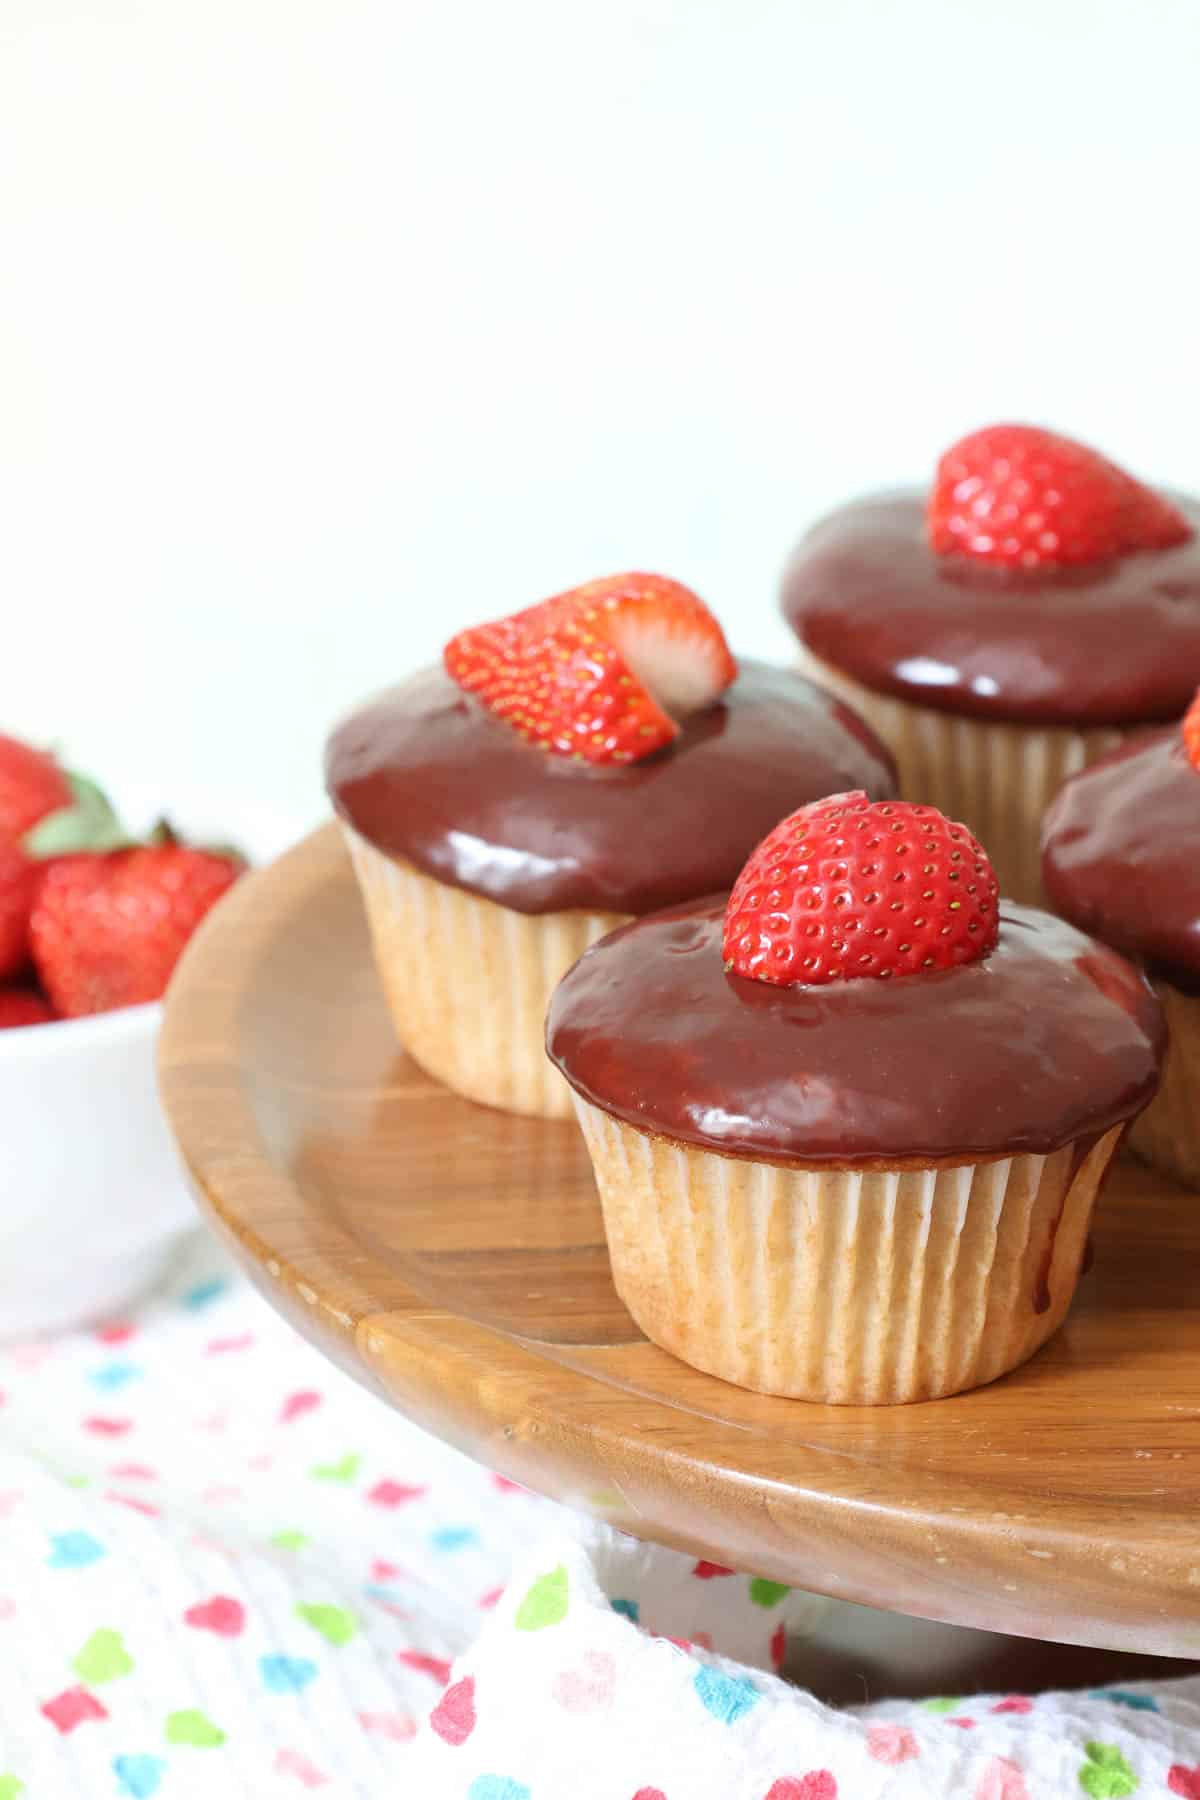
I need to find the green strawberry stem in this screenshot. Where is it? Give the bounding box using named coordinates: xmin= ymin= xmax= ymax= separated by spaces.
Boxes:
xmin=22 ymin=771 xmax=132 ymax=858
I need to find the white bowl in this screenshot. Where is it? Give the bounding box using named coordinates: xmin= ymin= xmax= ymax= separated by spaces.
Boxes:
xmin=0 ymin=791 xmax=309 ymax=1340
xmin=0 ymin=1001 xmax=196 ymax=1338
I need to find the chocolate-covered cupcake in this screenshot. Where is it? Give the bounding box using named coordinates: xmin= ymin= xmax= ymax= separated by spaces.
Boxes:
xmin=1043 ymin=702 xmax=1200 ymax=1188
xmin=549 ymin=792 xmax=1164 ymax=1403
xmin=781 ymin=425 xmax=1200 ymax=903
xmin=327 ymin=575 xmax=895 ymax=1119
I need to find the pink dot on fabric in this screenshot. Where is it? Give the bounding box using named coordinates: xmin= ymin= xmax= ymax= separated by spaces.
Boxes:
xmin=371 ymin=1559 xmax=407 ymax=1582
xmin=84 ymin=1417 xmax=131 ymax=1437
xmin=280 ymin=1391 xmax=322 ymax=1424
xmin=368 ymin=1481 xmax=427 ymax=1508
xmin=357 ymin=1711 xmax=417 ymax=1742
xmin=949 ymin=1718 xmax=976 ymax=1729
xmin=991 ymin=1696 xmax=1033 ymax=1715
xmin=491 ymin=1475 xmax=526 ymax=1494
xmin=764 ymin=1775 xmax=837 ymax=1800
xmin=867 ymin=1725 xmax=919 ymax=1765
xmin=105 ymin=1492 xmax=159 ymax=1517
xmin=770 ymin=1623 xmax=786 ymax=1669
xmin=40 ymin=1687 xmax=108 ymax=1734
xmin=975 ymin=1756 xmax=1030 ymax=1800
xmin=633 ymin=1791 xmax=668 ymax=1800
xmin=692 ymin=1561 xmax=735 ymax=1579
xmin=274 ymin=1749 xmax=328 ymax=1787
xmin=184 ymin=1596 xmax=246 ymax=1638
xmin=396 ymin=1651 xmax=451 ymax=1685
xmin=96 ymin=1323 xmax=136 ymax=1345
xmin=109 ymin=1463 xmax=157 ymax=1481
xmin=478 ymin=1587 xmax=504 ymax=1610
xmin=0 ymin=1598 xmax=16 ymax=1621
xmin=430 ymin=1676 xmax=476 ymax=1746
xmin=206 ymin=1333 xmax=255 ymax=1355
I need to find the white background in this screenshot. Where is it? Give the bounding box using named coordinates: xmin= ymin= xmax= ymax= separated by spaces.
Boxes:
xmin=3 ymin=0 xmax=1199 ymax=841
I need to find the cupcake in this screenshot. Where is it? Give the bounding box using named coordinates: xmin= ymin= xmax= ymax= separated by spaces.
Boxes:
xmin=781 ymin=424 xmax=1200 ymax=903
xmin=326 ymin=575 xmax=896 ymax=1119
xmin=548 ymin=792 xmax=1164 ymax=1403
xmin=1042 ymin=697 xmax=1200 ymax=1189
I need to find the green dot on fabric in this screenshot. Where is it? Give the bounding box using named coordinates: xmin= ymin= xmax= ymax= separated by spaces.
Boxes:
xmin=309 ymin=1453 xmax=361 ymax=1483
xmin=1079 ymin=1743 xmax=1138 ymax=1798
xmin=748 ymin=1578 xmax=790 ymax=1609
xmin=270 ymin=1530 xmax=311 ymax=1552
xmin=514 ymin=1564 xmax=569 ymax=1631
xmin=295 ymin=1602 xmax=357 ymax=1646
xmin=165 ymin=1710 xmax=225 ymax=1749
xmin=63 ymin=1475 xmax=89 ymax=1490
xmin=923 ymin=1696 xmax=962 ymax=1714
xmin=0 ymin=1775 xmax=24 ymax=1799
xmin=72 ymin=1628 xmax=134 ymax=1684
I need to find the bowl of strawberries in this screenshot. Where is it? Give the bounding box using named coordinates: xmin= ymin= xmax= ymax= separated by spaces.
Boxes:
xmin=0 ymin=732 xmax=247 ymax=1338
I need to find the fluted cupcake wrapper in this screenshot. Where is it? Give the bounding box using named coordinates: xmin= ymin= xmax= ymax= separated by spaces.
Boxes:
xmin=573 ymin=1098 xmax=1123 ymax=1403
xmin=793 ymin=646 xmax=1127 ymax=906
xmin=1128 ymin=979 xmax=1200 ymax=1189
xmin=345 ymin=827 xmax=628 ymax=1119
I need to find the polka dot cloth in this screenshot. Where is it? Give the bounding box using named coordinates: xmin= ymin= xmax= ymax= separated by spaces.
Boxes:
xmin=0 ymin=1234 xmax=1198 ymax=1796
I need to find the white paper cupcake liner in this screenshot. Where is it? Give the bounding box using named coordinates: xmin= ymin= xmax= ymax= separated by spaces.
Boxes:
xmin=1128 ymin=978 xmax=1200 ymax=1189
xmin=573 ymin=1097 xmax=1123 ymax=1403
xmin=345 ymin=827 xmax=628 ymax=1119
xmin=793 ymin=646 xmax=1128 ymax=905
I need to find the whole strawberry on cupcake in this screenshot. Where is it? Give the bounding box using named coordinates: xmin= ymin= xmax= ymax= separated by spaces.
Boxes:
xmin=781 ymin=425 xmax=1200 ymax=902
xmin=548 ymin=792 xmax=1164 ymax=1403
xmin=1043 ymin=692 xmax=1200 ymax=1190
xmin=0 ymin=730 xmax=244 ymax=1027
xmin=326 ymin=574 xmax=897 ymax=1118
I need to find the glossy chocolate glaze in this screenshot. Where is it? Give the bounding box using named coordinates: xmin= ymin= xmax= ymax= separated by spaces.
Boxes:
xmin=547 ymin=901 xmax=1164 ymax=1165
xmin=325 ymin=661 xmax=897 ymax=916
xmin=781 ymin=491 xmax=1200 ymax=726
xmin=1042 ymin=727 xmax=1200 ymax=989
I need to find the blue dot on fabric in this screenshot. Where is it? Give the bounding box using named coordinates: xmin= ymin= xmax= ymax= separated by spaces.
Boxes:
xmin=113 ymin=1754 xmax=165 ymax=1798
xmin=610 ymin=1597 xmax=639 ymax=1623
xmin=48 ymin=1530 xmax=105 ymax=1569
xmin=693 ymin=1665 xmax=760 ymax=1725
xmin=468 ymin=1780 xmax=532 ymax=1800
xmin=88 ymin=1362 xmax=142 ymax=1391
xmin=181 ymin=1277 xmax=228 ymax=1310
xmin=429 ymin=1526 xmax=479 ymax=1553
xmin=1091 ymin=1690 xmax=1160 ymax=1712
xmin=259 ymin=1654 xmax=319 ymax=1694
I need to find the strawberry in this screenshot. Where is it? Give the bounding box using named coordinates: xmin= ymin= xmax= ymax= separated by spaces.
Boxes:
xmin=31 ymin=839 xmax=243 ymax=1017
xmin=0 ymin=839 xmax=39 ymax=981
xmin=722 ymin=791 xmax=999 ymax=987
xmin=928 ymin=424 xmax=1192 ymax=570
xmin=0 ymin=986 xmax=56 ymax=1028
xmin=0 ymin=733 xmax=72 ymax=841
xmin=444 ymin=573 xmax=737 ymax=765
xmin=1184 ymin=688 xmax=1200 ymax=772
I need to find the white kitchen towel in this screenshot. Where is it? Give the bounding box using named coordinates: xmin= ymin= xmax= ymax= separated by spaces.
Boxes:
xmin=0 ymin=1231 xmax=1196 ymax=1797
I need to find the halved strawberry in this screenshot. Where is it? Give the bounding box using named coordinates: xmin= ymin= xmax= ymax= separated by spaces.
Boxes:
xmin=723 ymin=791 xmax=999 ymax=987
xmin=444 ymin=574 xmax=737 ymax=765
xmin=928 ymin=424 xmax=1192 ymax=570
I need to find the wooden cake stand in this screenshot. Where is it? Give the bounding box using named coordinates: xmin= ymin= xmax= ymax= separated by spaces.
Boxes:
xmin=160 ymin=825 xmax=1200 ymax=1662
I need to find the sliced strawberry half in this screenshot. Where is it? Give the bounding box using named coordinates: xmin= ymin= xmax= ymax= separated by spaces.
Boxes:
xmin=444 ymin=573 xmax=737 ymax=765
xmin=928 ymin=423 xmax=1192 ymax=570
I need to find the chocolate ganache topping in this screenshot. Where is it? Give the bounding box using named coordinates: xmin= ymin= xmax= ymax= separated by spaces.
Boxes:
xmin=781 ymin=493 xmax=1200 ymax=726
xmin=1042 ymin=728 xmax=1200 ymax=989
xmin=325 ymin=661 xmax=896 ymax=916
xmin=547 ymin=899 xmax=1164 ymax=1165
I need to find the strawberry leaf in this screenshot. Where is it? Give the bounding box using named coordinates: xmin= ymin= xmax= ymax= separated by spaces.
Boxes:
xmin=23 ymin=772 xmax=132 ymax=858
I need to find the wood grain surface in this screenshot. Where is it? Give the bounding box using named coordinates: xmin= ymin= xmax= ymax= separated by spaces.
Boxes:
xmin=160 ymin=824 xmax=1200 ymax=1658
